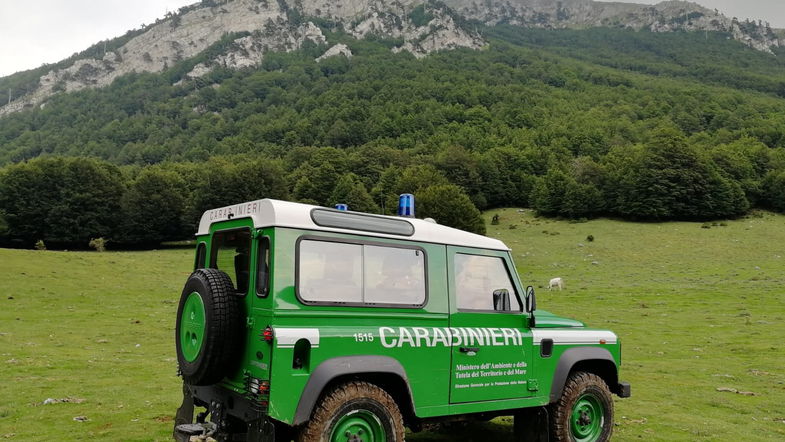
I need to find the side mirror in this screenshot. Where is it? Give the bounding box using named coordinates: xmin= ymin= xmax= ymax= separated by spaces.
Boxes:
xmin=525 ymin=286 xmax=537 ymax=313
xmin=493 ymin=289 xmax=511 ymax=312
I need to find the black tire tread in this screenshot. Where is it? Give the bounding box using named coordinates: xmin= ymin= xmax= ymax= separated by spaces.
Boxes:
xmin=297 ymin=381 xmax=405 ymax=442
xmin=176 ymin=268 xmax=244 ymax=386
xmin=549 ymin=371 xmax=614 ymax=442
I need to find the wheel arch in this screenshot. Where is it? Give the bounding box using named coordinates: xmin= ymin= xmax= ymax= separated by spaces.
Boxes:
xmin=549 ymin=347 xmax=618 ymax=403
xmin=292 ymin=356 xmax=416 ymax=426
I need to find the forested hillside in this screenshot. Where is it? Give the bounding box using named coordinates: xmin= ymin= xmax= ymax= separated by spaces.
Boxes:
xmin=2 ymin=27 xmax=785 ymax=247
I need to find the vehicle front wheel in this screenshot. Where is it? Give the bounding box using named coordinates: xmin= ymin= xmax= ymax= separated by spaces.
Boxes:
xmin=298 ymin=381 xmax=405 ymax=442
xmin=550 ymin=372 xmax=614 ymax=442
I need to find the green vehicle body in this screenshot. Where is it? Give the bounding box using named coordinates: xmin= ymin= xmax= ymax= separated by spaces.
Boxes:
xmin=175 ymin=199 xmax=629 ymax=441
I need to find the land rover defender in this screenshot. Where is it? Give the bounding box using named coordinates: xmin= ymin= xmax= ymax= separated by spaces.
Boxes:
xmin=173 ymin=197 xmax=630 ymax=442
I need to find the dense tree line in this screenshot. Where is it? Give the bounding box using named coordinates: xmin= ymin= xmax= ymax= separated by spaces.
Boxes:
xmin=0 ymin=154 xmax=487 ymax=247
xmin=2 ymin=28 xmax=785 ymax=247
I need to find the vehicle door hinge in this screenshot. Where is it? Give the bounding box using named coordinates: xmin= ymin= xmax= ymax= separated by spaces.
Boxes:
xmin=246 ymin=317 xmax=255 ymax=328
xmin=527 ymin=379 xmax=539 ymax=392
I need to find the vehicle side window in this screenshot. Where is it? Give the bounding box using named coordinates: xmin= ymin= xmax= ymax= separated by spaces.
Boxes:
xmin=297 ymin=239 xmax=426 ymax=307
xmin=210 ymin=229 xmax=252 ymax=294
xmin=256 ymin=237 xmax=270 ymax=297
xmin=195 ymin=243 xmax=206 ymax=270
xmin=299 ymin=240 xmax=363 ymax=303
xmin=364 ymin=245 xmax=425 ymax=305
xmin=454 ymin=254 xmax=521 ymax=312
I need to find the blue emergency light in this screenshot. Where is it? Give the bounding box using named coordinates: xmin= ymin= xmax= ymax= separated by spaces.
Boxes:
xmin=335 ymin=203 xmax=349 ymax=211
xmin=397 ymin=194 xmax=415 ymax=218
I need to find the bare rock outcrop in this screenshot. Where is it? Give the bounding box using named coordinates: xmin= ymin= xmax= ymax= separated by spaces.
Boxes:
xmin=1 ymin=0 xmax=782 ymax=117
xmin=316 ymin=43 xmax=353 ymax=62
xmin=183 ymin=21 xmax=327 ymax=80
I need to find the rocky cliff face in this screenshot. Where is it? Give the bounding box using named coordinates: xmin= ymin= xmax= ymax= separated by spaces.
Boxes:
xmin=2 ymin=0 xmax=782 ymax=117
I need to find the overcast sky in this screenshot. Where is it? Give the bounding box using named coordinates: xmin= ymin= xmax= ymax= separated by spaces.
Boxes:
xmin=609 ymin=1 xmax=785 ymax=27
xmin=1 ymin=0 xmax=784 ymax=78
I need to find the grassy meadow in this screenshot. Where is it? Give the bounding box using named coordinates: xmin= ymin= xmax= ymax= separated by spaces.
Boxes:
xmin=2 ymin=210 xmax=785 ymax=440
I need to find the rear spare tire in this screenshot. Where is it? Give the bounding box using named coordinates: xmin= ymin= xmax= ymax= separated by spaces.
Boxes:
xmin=176 ymin=268 xmax=244 ymax=386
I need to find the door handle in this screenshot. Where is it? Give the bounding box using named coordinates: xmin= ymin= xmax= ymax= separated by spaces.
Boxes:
xmin=459 ymin=347 xmax=479 ymax=355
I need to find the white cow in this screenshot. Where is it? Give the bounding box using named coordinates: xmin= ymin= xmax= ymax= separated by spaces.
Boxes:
xmin=548 ymin=277 xmax=565 ymax=290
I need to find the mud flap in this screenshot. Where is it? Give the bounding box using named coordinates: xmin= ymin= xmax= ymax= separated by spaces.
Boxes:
xmin=514 ymin=407 xmax=550 ymax=442
xmin=174 ymin=383 xmax=195 ymax=442
xmin=247 ymin=418 xmax=276 ymax=442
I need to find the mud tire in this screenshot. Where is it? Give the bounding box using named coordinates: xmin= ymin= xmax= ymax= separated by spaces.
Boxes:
xmin=298 ymin=381 xmax=406 ymax=442
xmin=549 ymin=372 xmax=614 ymax=442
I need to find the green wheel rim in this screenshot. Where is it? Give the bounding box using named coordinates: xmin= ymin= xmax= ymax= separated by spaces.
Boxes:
xmin=330 ymin=409 xmax=386 ymax=442
xmin=570 ymin=393 xmax=604 ymax=442
xmin=180 ymin=292 xmax=206 ymax=362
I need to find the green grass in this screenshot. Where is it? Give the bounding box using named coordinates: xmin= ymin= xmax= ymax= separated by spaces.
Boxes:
xmin=2 ymin=211 xmax=785 ymax=440
xmin=0 ymin=249 xmax=192 ymax=441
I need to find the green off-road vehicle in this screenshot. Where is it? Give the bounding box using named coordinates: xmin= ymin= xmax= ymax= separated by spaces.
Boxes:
xmin=173 ymin=196 xmax=630 ymax=442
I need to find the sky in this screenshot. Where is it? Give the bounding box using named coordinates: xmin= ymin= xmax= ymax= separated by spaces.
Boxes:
xmin=1 ymin=0 xmax=784 ymax=78
xmin=608 ymin=0 xmax=785 ymax=27
xmin=0 ymin=0 xmax=195 ymax=77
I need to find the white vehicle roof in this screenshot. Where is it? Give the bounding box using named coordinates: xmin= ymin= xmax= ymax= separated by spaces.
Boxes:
xmin=197 ymin=199 xmax=510 ymax=251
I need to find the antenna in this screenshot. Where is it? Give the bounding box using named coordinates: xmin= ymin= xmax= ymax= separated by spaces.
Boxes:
xmin=7 ymin=88 xmax=11 ymax=105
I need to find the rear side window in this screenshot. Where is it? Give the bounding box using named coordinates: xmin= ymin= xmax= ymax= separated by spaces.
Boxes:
xmin=454 ymin=254 xmax=521 ymax=312
xmin=256 ymin=237 xmax=270 ymax=297
xmin=210 ymin=229 xmax=252 ymax=294
xmin=194 ymin=243 xmax=206 ymax=270
xmin=297 ymin=238 xmax=426 ymax=307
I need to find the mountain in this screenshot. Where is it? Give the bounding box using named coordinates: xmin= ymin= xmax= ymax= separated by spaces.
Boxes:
xmin=1 ymin=0 xmax=785 ymax=245
xmin=1 ymin=0 xmax=782 ymax=117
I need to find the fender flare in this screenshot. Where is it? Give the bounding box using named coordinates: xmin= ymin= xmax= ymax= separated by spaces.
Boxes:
xmin=293 ymin=356 xmax=414 ymax=425
xmin=548 ymin=347 xmax=617 ymax=403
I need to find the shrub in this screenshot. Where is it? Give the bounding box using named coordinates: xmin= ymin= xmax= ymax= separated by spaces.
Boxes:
xmin=416 ymin=184 xmax=486 ymax=235
xmin=587 ymin=235 xmax=595 ymax=242
xmin=89 ymin=238 xmax=108 ymax=252
xmin=35 ymin=240 xmax=46 ymax=251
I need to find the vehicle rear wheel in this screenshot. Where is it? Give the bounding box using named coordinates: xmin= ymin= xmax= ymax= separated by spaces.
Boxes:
xmin=298 ymin=381 xmax=405 ymax=442
xmin=549 ymin=372 xmax=613 ymax=442
xmin=175 ymin=268 xmax=244 ymax=386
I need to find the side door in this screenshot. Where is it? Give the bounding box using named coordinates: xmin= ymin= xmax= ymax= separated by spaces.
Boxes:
xmin=448 ymin=246 xmax=534 ymax=403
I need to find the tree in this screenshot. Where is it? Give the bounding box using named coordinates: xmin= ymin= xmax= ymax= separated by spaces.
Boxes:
xmin=191 ymin=156 xmax=290 ymax=219
xmin=416 ymin=185 xmax=486 ymax=235
xmin=287 ymin=160 xmax=341 ymax=205
xmin=371 ymin=167 xmax=403 ymax=215
xmin=292 ymin=174 xmax=320 ymax=204
xmin=0 ymin=157 xmax=124 ymax=246
xmin=562 ymin=181 xmax=604 ymax=218
xmin=479 ymin=147 xmax=534 ymax=208
xmin=395 ymin=164 xmax=450 ymax=194
xmin=328 ymin=173 xmax=380 ymax=213
xmin=762 ymin=170 xmax=785 ymax=212
xmin=0 ymin=210 xmax=8 ymax=238
xmin=532 ymin=169 xmax=570 ymax=216
xmin=614 ymin=128 xmax=748 ymax=219
xmin=434 ymin=146 xmax=482 ymax=204
xmin=121 ymin=168 xmax=189 ymax=244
